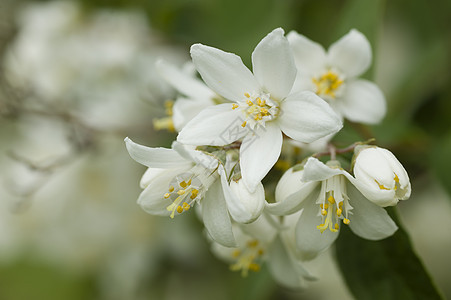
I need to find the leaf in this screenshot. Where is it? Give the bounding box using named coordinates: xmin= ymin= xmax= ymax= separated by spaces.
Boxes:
xmin=335 ymin=207 xmax=444 ymax=300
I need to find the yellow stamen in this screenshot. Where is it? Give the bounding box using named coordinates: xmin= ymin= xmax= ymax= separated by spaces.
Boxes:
xmin=328 ymin=195 xmax=335 ymax=204
xmin=337 ymin=208 xmax=342 ymax=216
xmin=241 ymin=121 xmax=247 ymax=127
xmin=247 ymin=240 xmax=259 ymax=248
xmin=176 ymin=206 xmax=183 ymax=214
xmin=244 ymin=93 xmax=250 ymax=98
xmin=168 ymin=186 xmax=174 ymax=192
xmin=335 ymin=223 xmax=339 ymax=230
xmin=164 ymin=193 xmax=170 ymax=199
xmin=232 ymin=250 xmax=241 ymax=258
xmin=343 ymin=218 xmax=350 ymax=225
xmin=246 ymin=99 xmax=253 ymax=106
xmin=249 ymin=263 xmax=260 ymax=272
xmin=232 ymin=104 xmax=239 ymax=110
xmin=321 ymin=209 xmax=327 ymax=216
xmin=177 ymin=190 xmax=185 ymax=195
xmin=190 ymin=189 xmax=199 ymax=199
xmin=179 ymin=181 xmax=187 ymax=188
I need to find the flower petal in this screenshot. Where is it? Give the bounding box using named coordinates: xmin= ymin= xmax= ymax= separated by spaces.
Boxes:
xmin=346 ymin=183 xmax=398 ymax=240
xmin=172 ymin=96 xmax=215 ymax=132
xmin=327 ymin=29 xmax=372 ymax=78
xmin=137 ymin=167 xmax=187 ymax=216
xmin=202 ymin=180 xmax=237 ymax=247
xmin=240 ymin=123 xmax=283 ymax=192
xmin=337 ymin=79 xmax=386 ymax=124
xmin=177 ymin=103 xmax=247 ymax=146
xmin=302 ymin=157 xmax=344 ymax=182
xmin=172 ymin=141 xmax=219 ymax=170
xmin=287 ymin=30 xmax=326 ymax=75
xmin=295 ymin=198 xmax=339 ymax=260
xmin=221 ymin=174 xmax=265 ymax=224
xmin=279 ymin=91 xmax=342 ymax=143
xmin=124 ymin=137 xmax=190 ymax=168
xmin=156 ymin=59 xmax=216 ymax=100
xmin=252 ymin=28 xmax=297 ymax=100
xmin=190 ymin=43 xmax=260 ymax=101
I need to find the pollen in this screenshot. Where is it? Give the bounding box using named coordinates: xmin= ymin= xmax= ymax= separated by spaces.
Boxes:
xmin=334 ymin=223 xmax=339 ymax=230
xmin=176 ymin=206 xmax=183 ymax=213
xmin=312 ymin=70 xmax=344 ymax=99
xmin=168 ymin=186 xmax=174 ymax=192
xmin=321 ymin=209 xmax=327 ymax=216
xmin=177 ymin=190 xmax=186 ymax=195
xmin=328 ymin=195 xmax=335 ymax=204
xmin=232 ymin=250 xmax=241 ymax=258
xmin=164 ymin=193 xmax=170 ymax=199
xmin=190 ymin=189 xmax=199 ymax=199
xmin=232 ymin=104 xmax=239 ymax=110
xmin=343 ymin=218 xmax=350 ymax=225
xmin=244 ymin=92 xmax=250 ymax=98
xmin=336 ymin=208 xmax=342 ymax=216
xmin=241 ymin=121 xmax=247 ymax=127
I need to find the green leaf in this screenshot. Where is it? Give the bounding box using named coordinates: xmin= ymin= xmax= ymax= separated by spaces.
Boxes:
xmin=335 ymin=207 xmax=444 ymax=300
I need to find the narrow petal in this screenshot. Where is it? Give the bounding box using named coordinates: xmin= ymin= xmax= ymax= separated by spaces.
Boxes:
xmin=302 ymin=157 xmax=344 ymax=182
xmin=177 ymin=103 xmax=247 ymax=146
xmin=156 ymin=59 xmax=216 ymax=100
xmin=124 ymin=137 xmax=190 ymax=168
xmin=137 ymin=167 xmax=186 ymax=216
xmin=252 ymin=28 xmax=297 ymax=100
xmin=171 ymin=141 xmax=219 ymax=170
xmin=140 ymin=167 xmax=164 ymax=188
xmin=274 ymin=167 xmax=305 ymax=202
xmin=346 ymin=183 xmax=398 ymax=240
xmin=337 ymin=80 xmax=386 ymax=124
xmin=268 ymin=180 xmax=319 ymax=216
xmin=327 ymin=29 xmax=372 ymax=78
xmin=172 ymin=97 xmax=214 ymax=132
xmin=202 ymin=180 xmax=237 ymax=247
xmin=190 ymin=44 xmax=260 ymax=101
xmin=279 ymin=91 xmax=342 ymax=143
xmin=287 ymin=31 xmax=327 ymax=75
xmin=240 ymin=123 xmax=283 ymax=192
xmin=221 ymin=174 xmax=265 ymax=224
xmin=295 ymin=198 xmax=339 ymax=260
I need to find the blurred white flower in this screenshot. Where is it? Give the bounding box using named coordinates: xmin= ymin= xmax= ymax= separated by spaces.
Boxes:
xmin=288 ymin=29 xmax=386 ymax=125
xmin=178 ymin=28 xmax=342 ymax=192
xmin=353 ymin=146 xmax=411 ymax=206
xmin=267 ymin=157 xmax=398 ymax=260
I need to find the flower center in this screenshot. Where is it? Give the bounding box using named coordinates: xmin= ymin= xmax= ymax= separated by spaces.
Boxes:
xmin=312 ymin=70 xmax=344 ymax=100
xmin=164 ymin=166 xmax=217 ymax=218
xmin=229 ymin=239 xmax=265 ymax=277
xmin=232 ymin=92 xmax=279 ymax=129
xmin=317 ymin=174 xmax=352 ymax=233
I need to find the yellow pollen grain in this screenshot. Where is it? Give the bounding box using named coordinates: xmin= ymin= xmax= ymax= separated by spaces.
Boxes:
xmin=183 ymin=204 xmax=190 ymax=211
xmin=168 ymin=186 xmax=174 ymax=192
xmin=247 ymin=240 xmax=259 ymax=248
xmin=176 ymin=206 xmax=183 ymax=214
xmin=190 ymin=189 xmax=199 ymax=199
xmin=321 ymin=209 xmax=327 ymax=216
xmin=335 ymin=223 xmax=339 ymax=230
xmin=249 ymin=263 xmax=260 ymax=272
xmin=337 ymin=208 xmax=342 ymax=216
xmin=177 ymin=190 xmax=186 ymax=195
xmin=241 ymin=121 xmax=247 ymax=128
xmin=232 ymin=104 xmax=239 ymax=110
xmin=328 ymin=196 xmax=335 ymax=204
xmin=394 ymin=174 xmax=400 ymax=183
xmin=253 ymin=114 xmax=262 ymax=121
xmin=180 ymin=181 xmax=187 ymax=188
xmin=164 ymin=193 xmax=170 ymax=199
xmin=339 ymin=202 xmax=343 ymax=208
xmin=244 ymin=93 xmax=250 ymax=98
xmin=232 ymin=250 xmax=241 ymax=258
xmin=343 ymin=218 xmax=350 ymax=225
xmin=246 ymin=99 xmax=253 ymax=106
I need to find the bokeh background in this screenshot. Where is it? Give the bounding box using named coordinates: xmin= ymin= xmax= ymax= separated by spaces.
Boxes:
xmin=0 ymin=0 xmax=450 ymax=299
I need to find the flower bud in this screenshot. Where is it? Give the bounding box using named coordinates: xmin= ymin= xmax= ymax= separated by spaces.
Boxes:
xmin=353 ymin=146 xmax=411 ymax=206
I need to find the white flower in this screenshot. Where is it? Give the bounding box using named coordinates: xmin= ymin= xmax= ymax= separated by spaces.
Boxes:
xmin=267 ymin=157 xmax=398 ymax=260
xmin=156 ymin=60 xmax=218 ymax=131
xmin=210 ymin=215 xmax=314 ymax=288
xmin=177 ymin=28 xmax=342 ymax=192
xmin=353 ymin=146 xmax=411 ymax=207
xmin=124 ymin=137 xmax=237 ymax=247
xmin=288 ymin=29 xmax=386 ymax=124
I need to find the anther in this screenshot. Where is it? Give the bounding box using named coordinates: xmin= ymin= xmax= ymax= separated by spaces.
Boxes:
xmin=176 ymin=206 xmax=183 ymax=213
xmin=328 ymin=196 xmax=335 ymax=204
xmin=336 ymin=208 xmax=342 ymax=216
xmin=241 ymin=121 xmax=247 ymax=127
xmin=168 ymin=186 xmax=174 ymax=192
xmin=164 ymin=193 xmax=170 ymax=199
xmin=232 ymin=104 xmax=239 ymax=110
xmin=177 ymin=190 xmax=186 ymax=195
xmin=321 ymin=209 xmax=327 ymax=216
xmin=244 ymin=93 xmax=250 ymax=98
xmin=343 ymin=218 xmax=350 ymax=225
xmin=334 ymin=223 xmax=339 ymax=230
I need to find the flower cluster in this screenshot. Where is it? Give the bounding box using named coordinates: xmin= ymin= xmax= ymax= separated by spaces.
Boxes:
xmin=125 ymin=28 xmax=411 ymax=287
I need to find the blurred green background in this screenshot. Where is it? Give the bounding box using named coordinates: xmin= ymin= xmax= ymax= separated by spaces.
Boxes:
xmin=0 ymin=0 xmax=450 ymax=299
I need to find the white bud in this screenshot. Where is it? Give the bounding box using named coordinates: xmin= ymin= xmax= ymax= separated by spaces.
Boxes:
xmin=353 ymin=146 xmax=411 ymax=206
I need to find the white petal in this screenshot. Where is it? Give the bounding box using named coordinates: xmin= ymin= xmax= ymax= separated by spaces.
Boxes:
xmin=221 ymin=175 xmax=265 ymax=224
xmin=295 ymin=199 xmax=339 ymax=260
xmin=252 ymin=28 xmax=297 ymax=100
xmin=347 ymin=183 xmax=398 ymax=240
xmin=171 ymin=141 xmax=219 ymax=170
xmin=202 ymin=180 xmax=237 ymax=247
xmin=287 ymin=30 xmax=327 ymax=75
xmin=190 ymin=43 xmax=260 ymax=101
xmin=177 ymin=103 xmax=247 ymax=146
xmin=337 ymin=80 xmax=386 ymax=124
xmin=275 ymin=167 xmax=305 ymax=202
xmin=124 ymin=137 xmax=190 ymax=168
xmin=327 ymin=29 xmax=372 ymax=78
xmin=278 ymin=91 xmax=342 ymax=143
xmin=172 ymin=96 xmax=214 ymax=132
xmin=266 ymin=236 xmax=313 ymax=289
xmin=140 ymin=167 xmax=165 ymax=188
xmin=239 ymin=215 xmax=277 ymax=244
xmin=156 ymin=59 xmax=216 ymax=100
xmin=302 ymin=157 xmax=344 ymax=182
xmin=137 ymin=167 xmax=186 ymax=216
xmin=240 ymin=123 xmax=283 ymax=192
